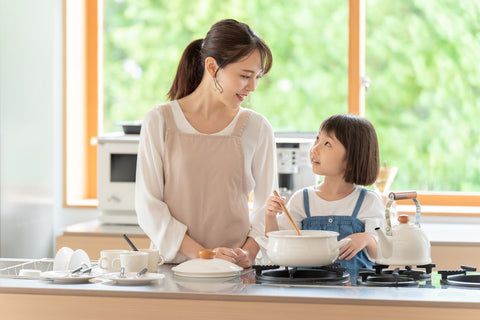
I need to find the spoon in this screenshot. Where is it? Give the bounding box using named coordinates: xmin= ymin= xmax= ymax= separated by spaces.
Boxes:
xmin=273 ymin=190 xmax=301 ymax=236
xmin=136 ymin=267 xmax=148 ymax=278
xmin=119 ymin=266 xmax=127 ymax=278
xmin=123 ymin=234 xmax=138 ymax=251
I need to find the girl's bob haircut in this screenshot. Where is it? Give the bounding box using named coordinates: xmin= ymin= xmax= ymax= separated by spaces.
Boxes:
xmin=320 ymin=114 xmax=380 ymax=186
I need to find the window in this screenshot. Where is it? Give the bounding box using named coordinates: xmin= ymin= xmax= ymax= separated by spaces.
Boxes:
xmin=65 ymin=0 xmax=480 ymax=215
xmin=101 ymin=0 xmax=349 ymax=132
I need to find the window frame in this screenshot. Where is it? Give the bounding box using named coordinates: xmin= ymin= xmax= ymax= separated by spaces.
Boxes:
xmin=64 ymin=0 xmax=480 ymax=216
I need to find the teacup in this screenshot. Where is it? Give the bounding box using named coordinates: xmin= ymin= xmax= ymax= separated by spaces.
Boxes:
xmin=98 ymin=249 xmax=129 ymax=272
xmin=139 ymin=249 xmax=166 ymax=273
xmin=115 ymin=251 xmax=148 ymax=273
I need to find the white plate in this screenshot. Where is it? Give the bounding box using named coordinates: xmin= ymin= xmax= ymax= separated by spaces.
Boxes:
xmin=101 ymin=272 xmax=165 ymax=285
xmin=40 ymin=271 xmax=99 ymax=284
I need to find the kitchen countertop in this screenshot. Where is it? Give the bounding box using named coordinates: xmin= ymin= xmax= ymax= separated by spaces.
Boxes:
xmin=1 ymin=263 xmax=480 ymax=306
xmin=2 ymin=262 xmax=480 ymax=320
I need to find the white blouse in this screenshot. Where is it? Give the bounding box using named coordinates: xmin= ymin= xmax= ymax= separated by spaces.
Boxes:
xmin=135 ymin=101 xmax=277 ymax=262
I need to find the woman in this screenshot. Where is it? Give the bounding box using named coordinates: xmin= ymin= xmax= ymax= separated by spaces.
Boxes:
xmin=135 ymin=19 xmax=276 ymax=268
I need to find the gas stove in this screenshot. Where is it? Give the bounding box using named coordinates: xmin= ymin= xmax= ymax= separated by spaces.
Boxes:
xmin=253 ymin=263 xmax=349 ymax=285
xmin=252 ymin=264 xmax=480 ymax=289
xmin=357 ymin=263 xmax=436 ymax=287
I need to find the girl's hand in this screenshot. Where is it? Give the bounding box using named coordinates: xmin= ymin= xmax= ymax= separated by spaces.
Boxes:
xmin=338 ymin=233 xmax=372 ymax=260
xmin=265 ymin=195 xmax=285 ymax=217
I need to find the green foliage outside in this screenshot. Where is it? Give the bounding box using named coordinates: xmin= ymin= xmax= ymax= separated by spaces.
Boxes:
xmin=103 ymin=0 xmax=480 ymax=192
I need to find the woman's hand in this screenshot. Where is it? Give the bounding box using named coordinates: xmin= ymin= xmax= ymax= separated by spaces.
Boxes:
xmin=213 ymin=247 xmax=238 ymax=264
xmin=338 ymin=233 xmax=376 ymax=260
xmin=213 ymin=247 xmax=251 ymax=268
xmin=213 ymin=237 xmax=259 ymax=269
xmin=233 ymin=248 xmax=251 ymax=268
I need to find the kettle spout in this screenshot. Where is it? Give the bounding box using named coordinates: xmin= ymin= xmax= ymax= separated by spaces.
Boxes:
xmin=375 ymin=227 xmax=393 ymax=259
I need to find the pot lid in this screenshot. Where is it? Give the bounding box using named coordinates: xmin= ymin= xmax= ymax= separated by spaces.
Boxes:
xmin=172 ymin=258 xmax=242 ymax=277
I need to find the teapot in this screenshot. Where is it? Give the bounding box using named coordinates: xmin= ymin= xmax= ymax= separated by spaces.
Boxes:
xmin=375 ymin=191 xmax=432 ymax=266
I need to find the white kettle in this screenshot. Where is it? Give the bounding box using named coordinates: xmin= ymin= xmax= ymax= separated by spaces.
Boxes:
xmin=375 ymin=191 xmax=432 ymax=266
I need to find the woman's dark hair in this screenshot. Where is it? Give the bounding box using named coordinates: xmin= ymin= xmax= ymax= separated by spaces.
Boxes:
xmin=167 ymin=19 xmax=273 ymax=101
xmin=320 ymin=114 xmax=380 ymax=186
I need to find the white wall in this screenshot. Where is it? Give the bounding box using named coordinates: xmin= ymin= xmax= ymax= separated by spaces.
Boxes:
xmin=0 ymin=0 xmax=98 ymax=258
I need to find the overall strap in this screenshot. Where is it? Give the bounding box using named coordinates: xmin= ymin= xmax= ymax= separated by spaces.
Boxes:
xmin=162 ymin=104 xmax=177 ymax=132
xmin=302 ymin=188 xmax=311 ymax=218
xmin=351 ymin=187 xmax=367 ymax=219
xmin=232 ymin=110 xmax=252 ymax=137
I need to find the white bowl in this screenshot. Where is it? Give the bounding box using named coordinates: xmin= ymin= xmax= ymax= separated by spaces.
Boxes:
xmin=19 ymin=269 xmax=42 ymax=278
xmin=53 ymin=247 xmax=74 ymax=271
xmin=68 ymin=249 xmax=91 ymax=270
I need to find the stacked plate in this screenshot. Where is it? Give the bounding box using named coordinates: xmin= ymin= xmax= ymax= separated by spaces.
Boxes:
xmin=172 ymin=258 xmax=242 ymax=278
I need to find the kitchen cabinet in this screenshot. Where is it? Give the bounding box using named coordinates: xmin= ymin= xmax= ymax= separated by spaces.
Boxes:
xmin=55 ymin=221 xmax=150 ymax=259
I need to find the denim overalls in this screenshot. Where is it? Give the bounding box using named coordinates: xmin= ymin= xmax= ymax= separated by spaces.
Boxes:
xmin=301 ymin=187 xmax=373 ymax=276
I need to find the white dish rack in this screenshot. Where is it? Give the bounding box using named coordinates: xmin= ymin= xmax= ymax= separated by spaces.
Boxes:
xmin=0 ymin=258 xmax=54 ymax=279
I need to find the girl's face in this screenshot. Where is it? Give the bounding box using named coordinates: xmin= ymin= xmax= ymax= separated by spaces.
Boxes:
xmin=310 ymin=130 xmax=348 ymax=178
xmin=215 ymin=50 xmax=264 ymax=108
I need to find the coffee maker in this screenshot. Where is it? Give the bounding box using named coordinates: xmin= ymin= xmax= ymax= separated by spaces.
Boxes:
xmin=275 ymin=133 xmax=317 ymax=200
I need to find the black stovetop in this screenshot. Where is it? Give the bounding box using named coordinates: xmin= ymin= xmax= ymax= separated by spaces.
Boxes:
xmin=252 ymin=264 xmax=480 ymax=288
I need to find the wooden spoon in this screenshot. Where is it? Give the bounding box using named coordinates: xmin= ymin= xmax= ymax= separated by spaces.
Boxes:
xmin=273 ymin=190 xmax=301 ymax=236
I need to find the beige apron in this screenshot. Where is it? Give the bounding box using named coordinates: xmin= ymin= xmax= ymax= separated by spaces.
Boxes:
xmin=162 ymin=105 xmax=251 ymax=250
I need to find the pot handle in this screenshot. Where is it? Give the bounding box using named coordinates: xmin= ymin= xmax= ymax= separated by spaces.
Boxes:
xmin=254 ymin=236 xmax=269 ymax=249
xmin=333 ymin=238 xmax=352 ymax=250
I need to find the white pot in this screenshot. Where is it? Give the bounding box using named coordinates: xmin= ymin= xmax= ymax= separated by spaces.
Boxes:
xmin=256 ymin=230 xmax=351 ymax=267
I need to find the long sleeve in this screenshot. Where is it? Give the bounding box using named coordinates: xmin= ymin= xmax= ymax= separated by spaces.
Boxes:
xmin=248 ymin=116 xmax=278 ymax=240
xmin=135 ymin=106 xmax=188 ymax=262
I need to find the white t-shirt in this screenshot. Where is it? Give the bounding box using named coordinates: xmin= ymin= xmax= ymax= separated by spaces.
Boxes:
xmin=278 ymin=185 xmax=385 ymax=239
xmin=135 ymin=101 xmax=277 ymax=262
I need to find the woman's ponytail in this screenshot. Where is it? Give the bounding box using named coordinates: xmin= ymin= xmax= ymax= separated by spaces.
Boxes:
xmin=167 ymin=39 xmax=204 ymax=101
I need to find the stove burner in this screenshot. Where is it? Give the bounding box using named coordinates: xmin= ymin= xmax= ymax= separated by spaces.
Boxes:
xmin=439 ymin=265 xmax=480 ymax=288
xmin=253 ymin=263 xmax=349 ymax=285
xmin=357 ymin=263 xmax=436 ymax=287
xmin=358 ymin=274 xmax=418 ymax=287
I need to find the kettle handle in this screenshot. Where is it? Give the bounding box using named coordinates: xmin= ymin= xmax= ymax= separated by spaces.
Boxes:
xmin=386 ymin=191 xmax=422 ymax=229
xmin=388 ymin=191 xmax=417 ymax=200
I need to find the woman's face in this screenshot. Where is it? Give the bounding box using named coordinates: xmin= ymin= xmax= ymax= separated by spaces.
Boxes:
xmin=215 ymin=50 xmax=264 ymax=108
xmin=310 ymin=130 xmax=348 ymax=178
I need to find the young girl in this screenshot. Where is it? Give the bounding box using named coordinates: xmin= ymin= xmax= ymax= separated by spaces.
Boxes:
xmin=265 ymin=114 xmax=384 ymax=275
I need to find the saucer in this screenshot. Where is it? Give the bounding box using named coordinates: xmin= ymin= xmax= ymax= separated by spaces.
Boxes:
xmin=40 ymin=271 xmax=99 ymax=284
xmin=101 ymin=272 xmax=164 ymax=285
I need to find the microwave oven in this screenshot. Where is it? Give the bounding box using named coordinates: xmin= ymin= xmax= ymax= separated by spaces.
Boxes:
xmin=97 ymin=132 xmax=140 ymax=224
xmin=97 ymin=131 xmax=317 ymax=225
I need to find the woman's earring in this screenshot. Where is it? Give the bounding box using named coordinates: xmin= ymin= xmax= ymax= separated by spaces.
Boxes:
xmin=213 ymin=77 xmax=224 ymax=93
